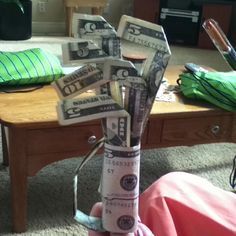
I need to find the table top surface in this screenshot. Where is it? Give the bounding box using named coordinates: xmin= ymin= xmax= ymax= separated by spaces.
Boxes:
xmin=0 ymin=65 xmax=227 ymax=128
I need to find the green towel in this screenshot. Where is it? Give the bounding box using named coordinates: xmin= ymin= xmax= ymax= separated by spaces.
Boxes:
xmin=0 ymin=48 xmax=64 ymax=86
xmin=179 ymin=70 xmax=236 ymax=112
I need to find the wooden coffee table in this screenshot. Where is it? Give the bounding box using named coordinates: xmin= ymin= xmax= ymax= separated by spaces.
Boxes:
xmin=1 ymin=66 xmax=235 ymax=232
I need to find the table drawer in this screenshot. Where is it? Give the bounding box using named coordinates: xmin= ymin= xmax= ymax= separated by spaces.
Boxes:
xmin=162 ymin=115 xmax=232 ymax=145
xmin=146 ymin=119 xmax=162 ymax=145
xmin=27 ymin=124 xmax=103 ymax=155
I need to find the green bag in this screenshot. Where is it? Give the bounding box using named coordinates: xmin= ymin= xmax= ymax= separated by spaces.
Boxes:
xmin=178 ymin=70 xmax=236 ymax=112
xmin=0 ymin=48 xmax=64 ymax=86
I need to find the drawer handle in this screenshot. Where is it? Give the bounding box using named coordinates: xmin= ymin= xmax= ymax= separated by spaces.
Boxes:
xmin=211 ymin=125 xmax=220 ymax=134
xmin=88 ymin=135 xmax=97 ymax=144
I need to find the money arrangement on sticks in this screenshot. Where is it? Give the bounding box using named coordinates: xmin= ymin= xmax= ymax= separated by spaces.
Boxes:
xmin=53 ymin=14 xmax=171 ymax=234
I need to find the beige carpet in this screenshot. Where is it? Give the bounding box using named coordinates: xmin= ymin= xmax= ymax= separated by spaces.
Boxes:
xmin=1 ymin=143 xmax=235 ymax=235
xmin=0 ymin=36 xmax=231 ymax=71
xmin=0 ymin=37 xmax=235 ymax=235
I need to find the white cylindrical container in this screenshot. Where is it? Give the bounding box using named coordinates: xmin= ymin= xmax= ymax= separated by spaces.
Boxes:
xmin=101 ymin=143 xmax=140 ymax=233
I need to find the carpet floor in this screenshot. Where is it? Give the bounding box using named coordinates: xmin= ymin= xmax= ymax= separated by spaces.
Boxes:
xmin=1 ymin=142 xmax=235 ymax=235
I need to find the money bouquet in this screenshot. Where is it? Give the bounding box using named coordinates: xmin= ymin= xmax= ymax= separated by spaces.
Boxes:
xmin=52 ymin=14 xmax=171 ymax=234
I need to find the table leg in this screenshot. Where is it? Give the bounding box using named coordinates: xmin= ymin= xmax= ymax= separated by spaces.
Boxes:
xmin=92 ymin=7 xmax=103 ymax=15
xmin=1 ymin=125 xmax=9 ymax=166
xmin=65 ymin=6 xmax=74 ymax=37
xmin=8 ymin=127 xmax=28 ymax=233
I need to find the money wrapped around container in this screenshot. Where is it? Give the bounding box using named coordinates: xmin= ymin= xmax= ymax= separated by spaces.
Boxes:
xmin=53 ymin=13 xmax=171 ymax=234
xmin=101 ymin=143 xmax=140 ymax=233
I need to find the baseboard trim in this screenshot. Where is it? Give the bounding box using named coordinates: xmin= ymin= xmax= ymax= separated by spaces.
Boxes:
xmin=32 ymin=21 xmax=65 ymax=36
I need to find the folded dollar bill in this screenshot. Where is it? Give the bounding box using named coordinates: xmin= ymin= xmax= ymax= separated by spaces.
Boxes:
xmin=142 ymin=49 xmax=170 ymax=81
xmin=94 ymin=35 xmax=121 ymax=58
xmin=62 ymin=40 xmax=110 ymax=65
xmin=124 ymin=86 xmax=148 ymax=146
xmin=118 ymin=15 xmax=170 ymax=52
xmin=71 ymin=14 xmax=121 ymax=59
xmin=97 ymin=80 xmax=125 ymax=149
xmin=105 ymin=116 xmax=131 ymax=147
xmin=122 ymin=76 xmax=146 ymax=89
xmin=57 ymin=94 xmax=128 ymax=125
xmin=72 ymin=13 xmax=117 ymax=39
xmin=103 ymin=58 xmax=138 ymax=81
xmin=96 ymin=81 xmax=123 ymax=107
xmin=118 ymin=15 xmax=171 ymax=78
xmin=142 ymin=50 xmax=171 ymax=132
xmin=52 ymin=64 xmax=104 ymax=99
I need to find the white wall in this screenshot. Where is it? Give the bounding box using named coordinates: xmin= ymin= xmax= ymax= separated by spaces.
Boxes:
xmin=32 ymin=0 xmax=134 ymax=35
